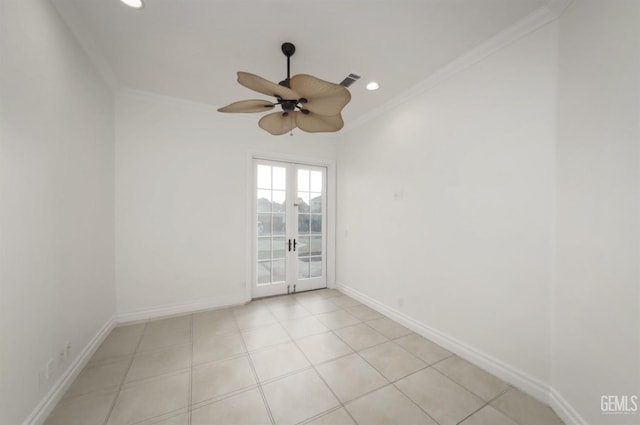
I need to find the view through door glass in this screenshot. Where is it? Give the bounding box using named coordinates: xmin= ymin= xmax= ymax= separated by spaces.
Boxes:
xmin=254 ymin=160 xmax=327 ymax=298
xmin=296 ymin=168 xmax=323 ymax=280
xmin=256 ymin=163 xmax=287 ymax=286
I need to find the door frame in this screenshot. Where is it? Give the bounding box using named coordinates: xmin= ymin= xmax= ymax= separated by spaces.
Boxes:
xmin=244 ymin=151 xmax=336 ymax=301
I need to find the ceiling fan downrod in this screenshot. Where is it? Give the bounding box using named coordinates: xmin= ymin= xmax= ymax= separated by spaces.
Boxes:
xmin=277 ymin=42 xmax=309 ymax=115
xmin=280 ymin=42 xmax=295 ymax=88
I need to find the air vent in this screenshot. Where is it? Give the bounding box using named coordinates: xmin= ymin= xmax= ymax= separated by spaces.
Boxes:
xmin=340 ymin=73 xmax=361 ymax=87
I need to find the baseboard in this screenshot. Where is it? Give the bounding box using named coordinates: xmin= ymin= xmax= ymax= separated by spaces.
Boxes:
xmin=336 ymin=282 xmax=584 ymax=423
xmin=21 ymin=293 xmax=247 ymax=425
xmin=550 ymin=387 xmax=588 ymax=425
xmin=116 ymin=293 xmax=248 ymax=324
xmin=22 ymin=315 xmax=117 ymax=425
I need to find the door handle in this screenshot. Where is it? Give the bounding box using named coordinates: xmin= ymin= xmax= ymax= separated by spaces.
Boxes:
xmin=288 ymin=239 xmax=292 ymax=252
xmin=293 ymin=239 xmax=297 ymax=252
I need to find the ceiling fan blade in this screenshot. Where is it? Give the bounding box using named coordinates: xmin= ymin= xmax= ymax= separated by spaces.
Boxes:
xmin=259 ymin=111 xmax=298 ymax=135
xmin=237 ymin=72 xmax=300 ymax=100
xmin=217 ymin=99 xmax=275 ymax=113
xmin=289 ymin=74 xmax=351 ymax=116
xmin=295 ymin=112 xmax=344 ymax=133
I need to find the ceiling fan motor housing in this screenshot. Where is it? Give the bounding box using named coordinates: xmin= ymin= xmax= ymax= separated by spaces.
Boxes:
xmin=280 ymin=99 xmax=297 ymax=111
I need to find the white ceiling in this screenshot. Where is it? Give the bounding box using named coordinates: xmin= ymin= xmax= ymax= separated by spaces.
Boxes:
xmin=52 ymin=0 xmax=565 ymax=124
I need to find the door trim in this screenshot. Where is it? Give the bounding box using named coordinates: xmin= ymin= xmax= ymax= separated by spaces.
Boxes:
xmin=244 ymin=151 xmax=336 ymax=301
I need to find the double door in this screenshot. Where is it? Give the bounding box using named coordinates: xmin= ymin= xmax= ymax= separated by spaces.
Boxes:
xmin=253 ymin=159 xmax=327 ymax=298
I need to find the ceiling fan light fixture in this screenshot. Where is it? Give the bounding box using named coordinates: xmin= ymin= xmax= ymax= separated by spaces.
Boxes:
xmin=366 ymin=81 xmax=380 ymax=91
xmin=120 ymin=0 xmax=144 ymax=9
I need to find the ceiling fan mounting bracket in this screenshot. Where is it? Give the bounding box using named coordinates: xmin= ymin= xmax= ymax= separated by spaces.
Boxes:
xmin=281 ymin=42 xmax=295 ymax=58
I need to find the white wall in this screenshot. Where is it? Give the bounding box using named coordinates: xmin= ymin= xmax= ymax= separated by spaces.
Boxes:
xmin=115 ymin=91 xmax=337 ymax=317
xmin=553 ymin=1 xmax=640 ymax=423
xmin=0 ymin=1 xmax=115 ymax=424
xmin=337 ymin=22 xmax=558 ymax=389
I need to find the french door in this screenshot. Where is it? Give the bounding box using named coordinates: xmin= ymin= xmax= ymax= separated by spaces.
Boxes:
xmin=253 ymin=159 xmax=327 ymax=298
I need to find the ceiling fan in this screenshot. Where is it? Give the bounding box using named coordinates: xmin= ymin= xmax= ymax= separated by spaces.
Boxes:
xmin=218 ymin=42 xmax=352 ymax=135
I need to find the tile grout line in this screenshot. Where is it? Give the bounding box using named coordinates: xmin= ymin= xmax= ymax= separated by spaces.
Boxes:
xmin=128 ymin=407 xmax=190 ymax=425
xmin=190 ymin=384 xmax=261 ymax=412
xmin=355 ymin=335 xmax=457 ymax=424
xmin=297 ymin=406 xmax=346 ymax=425
xmin=98 ymin=291 xmax=513 ymax=425
xmin=101 ymin=320 xmax=149 ymax=425
xmin=335 ymin=296 xmax=533 ymax=424
xmin=232 ymin=307 xmax=276 ymax=425
xmin=267 ymin=293 xmax=360 ymax=424
xmin=473 ymin=386 xmax=524 ymax=425
xmin=207 ymin=292 xmax=551 ymax=424
xmin=278 ymin=292 xmax=430 ymax=424
xmin=327 ymin=321 xmax=403 ymax=425
xmin=264 ymin=291 xmax=435 ymax=425
xmin=289 ymin=291 xmax=447 ymax=425
xmin=322 ymin=294 xmax=514 ymax=425
xmin=453 ymin=384 xmax=516 ymax=425
xmin=285 ymin=320 xmax=356 ymax=424
xmin=55 ymin=290 xmax=524 ymax=425
xmin=384 ymin=353 xmax=508 ymax=425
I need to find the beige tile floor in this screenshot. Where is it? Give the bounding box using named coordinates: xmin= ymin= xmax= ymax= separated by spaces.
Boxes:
xmin=45 ymin=289 xmax=565 ymax=425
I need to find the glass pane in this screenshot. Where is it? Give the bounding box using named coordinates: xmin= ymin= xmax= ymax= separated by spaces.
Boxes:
xmin=310 ymin=214 xmax=322 ymax=234
xmin=310 ymin=256 xmax=322 ymax=277
xmin=272 ymin=190 xmax=286 ymax=213
xmin=297 ymin=192 xmax=310 ymax=213
xmin=272 ymin=237 xmax=286 ymax=259
xmin=272 ymin=214 xmax=285 ymax=236
xmin=310 ymin=193 xmax=322 ymax=213
xmin=257 ymin=190 xmax=271 ymax=213
xmin=298 ymin=169 xmax=309 ymax=192
xmin=272 ymin=259 xmax=286 ymax=282
xmin=257 ymin=165 xmax=271 ymax=189
xmin=258 ymin=238 xmax=271 ymax=260
xmin=298 ymin=258 xmax=310 ymax=279
xmin=272 ymin=167 xmax=286 ymax=190
xmin=297 ymin=236 xmax=310 ymax=256
xmin=298 ymin=214 xmax=309 ymax=234
xmin=257 ymin=261 xmax=271 ymax=284
xmin=310 ymin=171 xmax=322 ymax=192
xmin=310 ymin=236 xmax=322 ymax=256
xmin=257 ymin=214 xmax=271 ymax=236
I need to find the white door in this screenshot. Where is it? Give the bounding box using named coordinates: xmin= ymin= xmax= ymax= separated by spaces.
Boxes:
xmin=253 ymin=159 xmax=327 ymax=298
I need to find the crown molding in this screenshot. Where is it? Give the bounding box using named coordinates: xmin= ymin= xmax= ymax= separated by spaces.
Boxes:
xmin=51 ymin=0 xmax=121 ymax=91
xmin=343 ymin=6 xmax=558 ymax=133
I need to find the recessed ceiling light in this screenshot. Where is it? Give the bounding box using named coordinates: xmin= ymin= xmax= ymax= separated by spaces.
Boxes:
xmin=366 ymin=81 xmax=380 ymax=91
xmin=120 ymin=0 xmax=144 ymax=9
